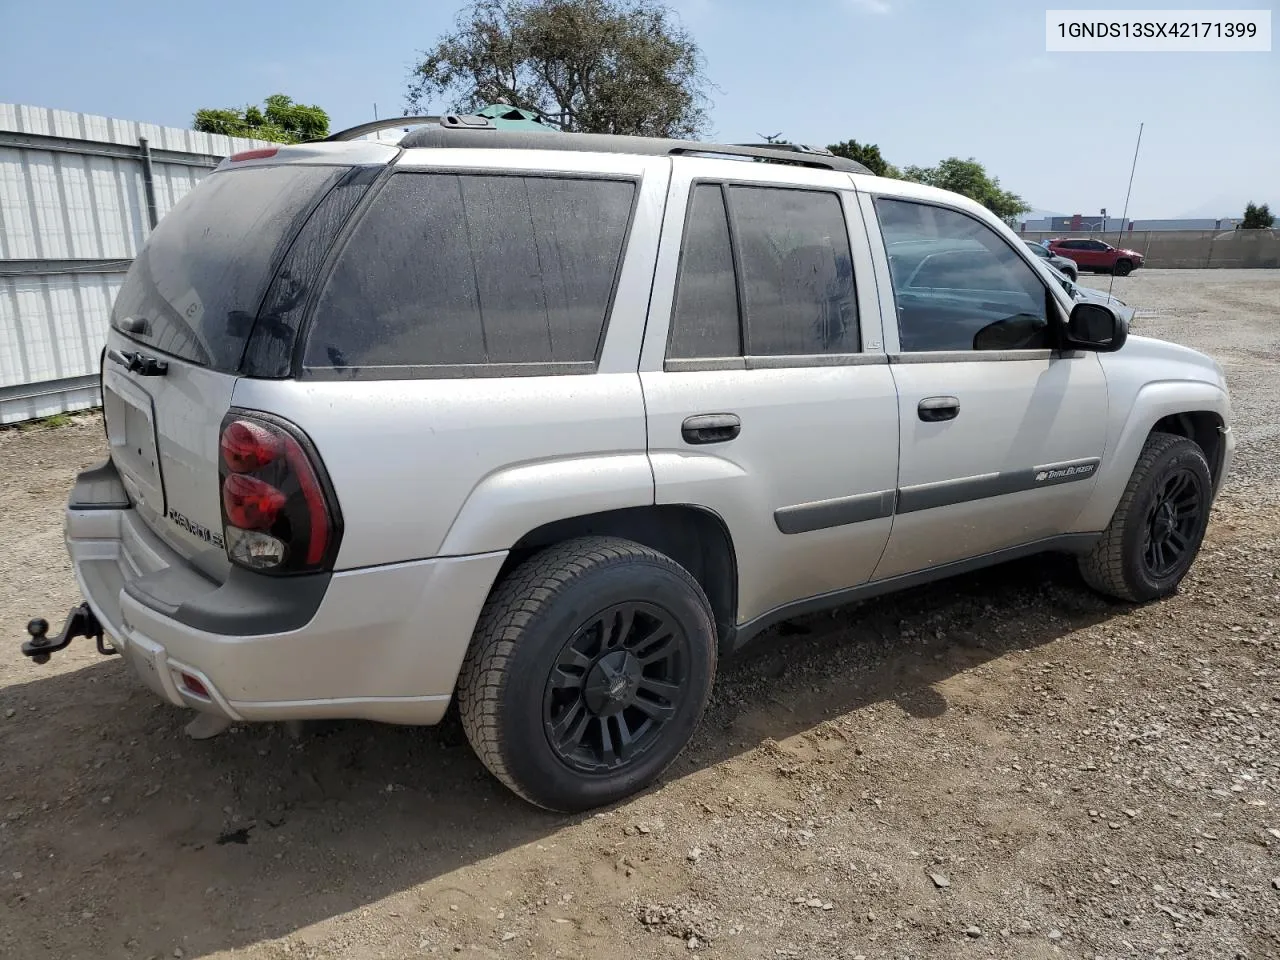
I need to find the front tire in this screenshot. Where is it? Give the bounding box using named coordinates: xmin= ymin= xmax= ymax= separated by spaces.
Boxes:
xmin=1113 ymin=259 xmax=1133 ymax=276
xmin=1078 ymin=432 xmax=1213 ymax=602
xmin=456 ymin=537 xmax=717 ymax=812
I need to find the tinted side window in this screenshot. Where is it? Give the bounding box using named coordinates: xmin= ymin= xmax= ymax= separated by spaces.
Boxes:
xmin=1025 ymin=243 xmax=1049 ymax=258
xmin=1056 ymin=240 xmax=1080 ymax=250
xmin=875 ymin=198 xmax=1049 ymax=353
xmin=728 ymin=186 xmax=859 ymax=356
xmin=1086 ymin=240 xmax=1109 ymax=250
xmin=668 ymin=184 xmax=742 ymax=359
xmin=305 ymin=173 xmax=635 ymax=372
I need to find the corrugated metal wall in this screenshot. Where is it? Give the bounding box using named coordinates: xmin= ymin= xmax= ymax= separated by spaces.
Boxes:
xmin=0 ymin=103 xmax=271 ymax=423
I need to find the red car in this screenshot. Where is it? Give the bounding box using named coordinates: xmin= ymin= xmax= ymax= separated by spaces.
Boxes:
xmin=1046 ymin=238 xmax=1145 ymax=276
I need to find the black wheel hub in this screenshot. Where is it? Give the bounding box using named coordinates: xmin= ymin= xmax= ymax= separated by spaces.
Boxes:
xmin=583 ymin=650 xmax=643 ymax=717
xmin=1143 ymin=467 xmax=1203 ymax=578
xmin=542 ymin=602 xmax=689 ymax=774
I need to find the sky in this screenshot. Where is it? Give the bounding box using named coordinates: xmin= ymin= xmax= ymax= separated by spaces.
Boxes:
xmin=1 ymin=0 xmax=1276 ymax=219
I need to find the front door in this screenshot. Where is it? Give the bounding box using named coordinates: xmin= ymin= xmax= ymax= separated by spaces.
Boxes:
xmin=866 ymin=196 xmax=1109 ymax=579
xmin=639 ymin=160 xmax=900 ymax=626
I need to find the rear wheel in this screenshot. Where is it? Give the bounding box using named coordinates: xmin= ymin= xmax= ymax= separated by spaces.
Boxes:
xmin=456 ymin=537 xmax=717 ymax=812
xmin=1078 ymin=432 xmax=1212 ymax=602
xmin=1113 ymin=259 xmax=1133 ymax=276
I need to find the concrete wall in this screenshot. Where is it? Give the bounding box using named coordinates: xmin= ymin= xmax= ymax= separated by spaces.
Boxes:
xmin=1023 ymin=231 xmax=1280 ymax=270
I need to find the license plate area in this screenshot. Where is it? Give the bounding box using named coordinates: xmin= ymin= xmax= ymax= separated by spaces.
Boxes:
xmin=102 ymin=366 xmax=166 ymax=517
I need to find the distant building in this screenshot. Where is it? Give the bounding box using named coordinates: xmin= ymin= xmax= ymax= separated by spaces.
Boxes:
xmin=1020 ymin=214 xmax=1240 ymax=233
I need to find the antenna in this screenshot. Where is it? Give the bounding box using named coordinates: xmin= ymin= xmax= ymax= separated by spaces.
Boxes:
xmin=1110 ymin=122 xmax=1143 ymax=298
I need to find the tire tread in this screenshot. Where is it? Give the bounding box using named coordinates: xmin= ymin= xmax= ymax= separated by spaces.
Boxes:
xmin=1078 ymin=431 xmax=1203 ymax=601
xmin=456 ymin=536 xmax=714 ymax=809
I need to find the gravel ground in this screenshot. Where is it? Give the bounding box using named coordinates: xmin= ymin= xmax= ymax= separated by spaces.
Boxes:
xmin=1 ymin=269 xmax=1277 ymax=960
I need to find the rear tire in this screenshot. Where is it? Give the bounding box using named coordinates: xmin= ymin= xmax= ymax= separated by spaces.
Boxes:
xmin=456 ymin=536 xmax=717 ymax=812
xmin=1113 ymin=259 xmax=1133 ymax=276
xmin=1078 ymin=432 xmax=1212 ymax=602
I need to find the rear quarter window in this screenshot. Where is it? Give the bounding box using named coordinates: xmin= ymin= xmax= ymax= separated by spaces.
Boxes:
xmin=303 ymin=173 xmax=637 ymax=376
xmin=111 ymin=164 xmax=346 ymax=371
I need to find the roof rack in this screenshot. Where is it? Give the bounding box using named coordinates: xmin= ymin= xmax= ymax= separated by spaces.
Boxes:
xmin=395 ymin=124 xmax=871 ymax=173
xmin=323 ymin=116 xmax=444 ymax=142
xmin=324 ymin=107 xmax=561 ymax=143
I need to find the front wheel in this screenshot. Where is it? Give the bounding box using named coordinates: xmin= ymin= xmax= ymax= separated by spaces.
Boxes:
xmin=456 ymin=537 xmax=717 ymax=812
xmin=1078 ymin=432 xmax=1213 ymax=602
xmin=1113 ymin=259 xmax=1133 ymax=276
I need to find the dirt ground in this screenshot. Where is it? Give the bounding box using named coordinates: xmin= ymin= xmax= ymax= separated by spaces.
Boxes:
xmin=1 ymin=269 xmax=1277 ymax=960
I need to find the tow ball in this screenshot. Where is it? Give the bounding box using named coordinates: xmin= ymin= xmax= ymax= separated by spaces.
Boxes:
xmin=22 ymin=603 xmax=114 ymax=664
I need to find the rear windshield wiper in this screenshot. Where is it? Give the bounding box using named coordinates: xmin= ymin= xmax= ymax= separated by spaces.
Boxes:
xmin=107 ymin=348 xmax=168 ymax=377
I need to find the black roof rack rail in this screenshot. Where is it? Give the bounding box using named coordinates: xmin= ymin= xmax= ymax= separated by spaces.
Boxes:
xmin=731 ymin=141 xmax=838 ymax=157
xmin=322 ymin=116 xmax=446 ymax=142
xmin=395 ymin=126 xmax=872 ymax=174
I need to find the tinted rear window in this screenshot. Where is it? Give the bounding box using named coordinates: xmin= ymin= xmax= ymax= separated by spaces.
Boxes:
xmin=111 ymin=164 xmax=345 ymax=371
xmin=303 ymin=173 xmax=636 ymax=375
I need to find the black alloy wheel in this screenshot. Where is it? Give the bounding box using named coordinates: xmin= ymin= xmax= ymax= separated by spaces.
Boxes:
xmin=1142 ymin=467 xmax=1204 ymax=578
xmin=542 ymin=602 xmax=689 ymax=774
xmin=456 ymin=536 xmax=717 ymax=812
xmin=1078 ymin=432 xmax=1214 ymax=602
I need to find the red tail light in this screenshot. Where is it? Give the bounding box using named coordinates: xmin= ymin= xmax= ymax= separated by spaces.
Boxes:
xmin=217 ymin=412 xmax=341 ymax=574
xmin=220 ymin=420 xmax=283 ymax=473
xmin=229 ymin=147 xmax=279 ymax=162
xmin=222 ymin=474 xmax=287 ymax=529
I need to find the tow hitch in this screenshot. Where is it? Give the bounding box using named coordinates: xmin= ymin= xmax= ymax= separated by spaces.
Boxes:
xmin=22 ymin=603 xmax=114 ymax=664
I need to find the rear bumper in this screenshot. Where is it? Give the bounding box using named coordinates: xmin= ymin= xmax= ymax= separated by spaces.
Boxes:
xmin=66 ymin=492 xmax=505 ymax=725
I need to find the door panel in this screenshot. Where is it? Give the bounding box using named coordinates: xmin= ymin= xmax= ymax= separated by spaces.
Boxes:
xmin=645 ymin=364 xmax=900 ymax=622
xmin=639 ymin=158 xmax=899 ymax=625
xmin=866 ymin=196 xmax=1110 ymax=580
xmin=873 ymin=352 xmax=1107 ymax=578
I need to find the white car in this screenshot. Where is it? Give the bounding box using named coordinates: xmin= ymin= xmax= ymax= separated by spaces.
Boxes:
xmin=26 ymin=118 xmax=1233 ymax=811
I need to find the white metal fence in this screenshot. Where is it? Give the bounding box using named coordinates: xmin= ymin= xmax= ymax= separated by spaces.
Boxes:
xmin=0 ymin=103 xmax=269 ymax=423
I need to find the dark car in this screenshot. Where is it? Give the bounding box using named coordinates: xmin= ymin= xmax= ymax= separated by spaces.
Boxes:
xmin=1046 ymin=237 xmax=1145 ymax=276
xmin=1023 ymin=240 xmax=1079 ymax=280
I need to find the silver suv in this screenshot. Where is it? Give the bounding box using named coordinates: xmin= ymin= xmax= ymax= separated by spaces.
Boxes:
xmin=25 ymin=119 xmax=1234 ymax=812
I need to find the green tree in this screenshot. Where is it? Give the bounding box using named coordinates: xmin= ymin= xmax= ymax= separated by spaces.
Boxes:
xmin=826 ymin=138 xmax=899 ymax=178
xmin=194 ymin=94 xmax=329 ymax=144
xmin=1241 ymin=201 xmax=1274 ymax=229
xmin=901 ymin=157 xmax=1029 ymax=224
xmin=407 ymin=0 xmax=712 ymax=138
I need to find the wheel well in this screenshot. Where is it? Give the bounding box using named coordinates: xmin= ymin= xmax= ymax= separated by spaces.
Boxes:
xmin=499 ymin=506 xmax=739 ymax=649
xmin=1152 ymin=412 xmax=1225 ymax=484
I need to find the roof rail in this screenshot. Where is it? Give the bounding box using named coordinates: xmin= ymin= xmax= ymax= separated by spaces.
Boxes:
xmin=324 ymin=107 xmax=562 ymax=143
xmin=732 ymin=142 xmax=838 ymax=157
xmin=395 ymin=126 xmax=872 ymax=173
xmin=323 ymin=116 xmax=445 ymax=142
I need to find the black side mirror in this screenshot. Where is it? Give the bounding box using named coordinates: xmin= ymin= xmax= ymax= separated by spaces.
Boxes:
xmin=1065 ymin=302 xmax=1127 ymax=352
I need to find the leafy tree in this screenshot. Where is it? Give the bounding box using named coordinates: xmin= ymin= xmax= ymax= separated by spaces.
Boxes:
xmin=826 ymin=138 xmax=899 ymax=178
xmin=194 ymin=94 xmax=329 ymax=144
xmin=901 ymin=157 xmax=1029 ymax=224
xmin=407 ymin=0 xmax=711 ymax=138
xmin=1241 ymin=201 xmax=1274 ymax=229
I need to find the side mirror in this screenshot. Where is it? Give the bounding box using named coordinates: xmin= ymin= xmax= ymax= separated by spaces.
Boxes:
xmin=1065 ymin=302 xmax=1127 ymax=352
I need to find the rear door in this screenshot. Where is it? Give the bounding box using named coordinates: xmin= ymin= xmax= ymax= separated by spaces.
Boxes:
xmin=1071 ymin=239 xmax=1103 ymax=270
xmin=104 ymin=160 xmax=366 ymax=579
xmin=639 ymin=160 xmax=899 ymax=627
